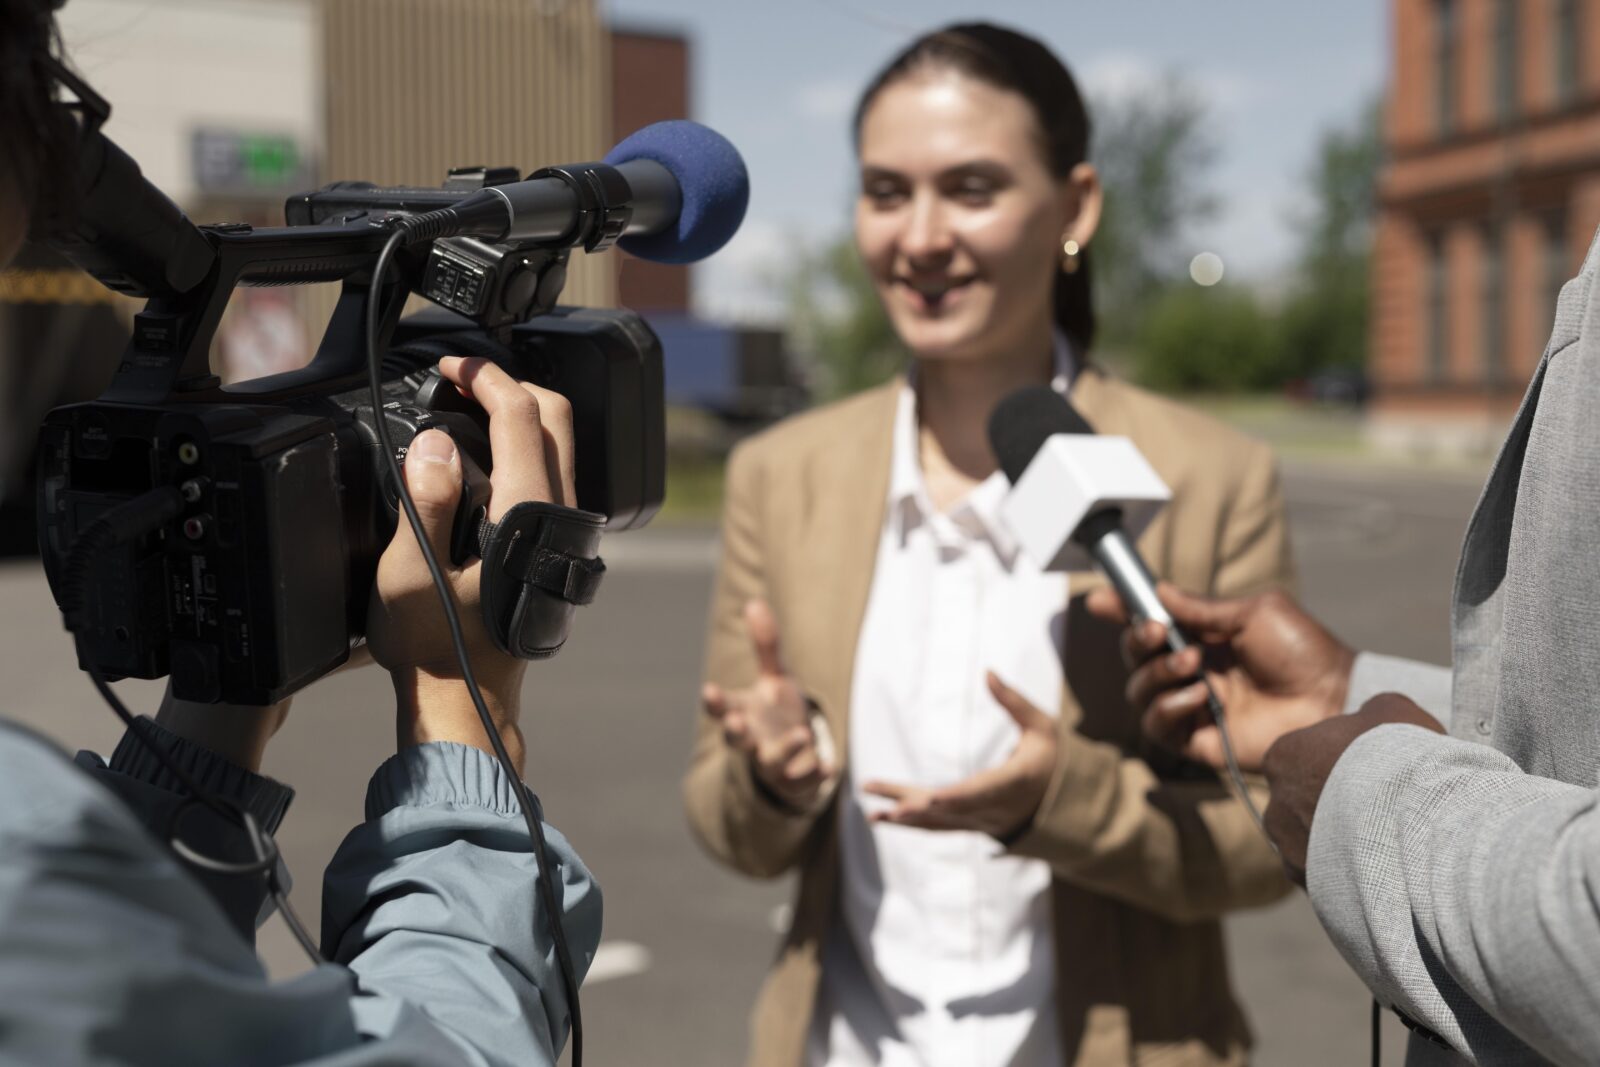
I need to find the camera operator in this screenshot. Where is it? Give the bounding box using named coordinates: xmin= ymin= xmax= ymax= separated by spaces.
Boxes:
xmin=0 ymin=3 xmax=598 ymax=1064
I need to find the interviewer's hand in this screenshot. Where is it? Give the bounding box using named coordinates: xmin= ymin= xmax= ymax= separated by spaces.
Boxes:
xmin=702 ymin=600 xmax=835 ymax=813
xmin=1263 ymin=692 xmax=1444 ymax=885
xmin=365 ymin=356 xmax=575 ymax=766
xmin=1085 ymin=584 xmax=1355 ymax=772
xmin=863 ymin=672 xmax=1056 ymax=840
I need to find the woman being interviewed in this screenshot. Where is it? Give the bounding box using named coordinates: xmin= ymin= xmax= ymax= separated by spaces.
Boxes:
xmin=686 ymin=22 xmax=1292 ymax=1067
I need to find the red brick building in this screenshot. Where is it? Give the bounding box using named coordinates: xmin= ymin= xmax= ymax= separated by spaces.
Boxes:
xmin=1371 ymin=0 xmax=1600 ymax=452
xmin=610 ymin=25 xmax=692 ymax=313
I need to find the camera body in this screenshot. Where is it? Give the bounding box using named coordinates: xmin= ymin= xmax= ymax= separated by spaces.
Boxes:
xmin=37 ymin=167 xmax=665 ymax=705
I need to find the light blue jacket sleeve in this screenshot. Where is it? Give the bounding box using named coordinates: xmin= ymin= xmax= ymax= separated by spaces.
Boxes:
xmin=0 ymin=718 xmax=600 ymax=1067
xmin=320 ymin=741 xmax=602 ymax=1063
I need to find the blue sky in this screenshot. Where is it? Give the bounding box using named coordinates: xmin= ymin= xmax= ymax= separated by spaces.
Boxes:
xmin=603 ymin=0 xmax=1387 ymax=323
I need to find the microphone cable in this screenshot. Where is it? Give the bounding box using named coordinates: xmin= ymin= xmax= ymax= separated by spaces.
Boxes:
xmin=366 ymin=225 xmax=585 ymax=1066
xmin=1197 ymin=679 xmax=1271 ymax=845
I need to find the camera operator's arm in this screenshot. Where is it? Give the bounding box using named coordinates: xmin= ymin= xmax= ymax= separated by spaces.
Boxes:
xmin=74 ymin=689 xmax=295 ymax=940
xmin=321 ymin=357 xmax=600 ymax=1064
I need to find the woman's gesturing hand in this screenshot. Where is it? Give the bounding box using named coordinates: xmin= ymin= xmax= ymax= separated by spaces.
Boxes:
xmin=702 ymin=599 xmax=836 ymax=813
xmin=862 ymin=672 xmax=1056 ymax=840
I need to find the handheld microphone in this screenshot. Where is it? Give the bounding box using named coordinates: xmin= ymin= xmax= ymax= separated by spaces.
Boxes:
xmin=988 ymin=385 xmax=1190 ymax=653
xmin=401 ymin=120 xmax=748 ymax=263
xmin=989 ymin=385 xmax=1272 ymax=840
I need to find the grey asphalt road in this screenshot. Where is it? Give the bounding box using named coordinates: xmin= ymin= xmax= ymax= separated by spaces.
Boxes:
xmin=0 ymin=458 xmax=1483 ymax=1066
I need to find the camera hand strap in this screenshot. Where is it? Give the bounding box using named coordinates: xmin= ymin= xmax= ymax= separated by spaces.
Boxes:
xmin=476 ymin=502 xmax=606 ymax=659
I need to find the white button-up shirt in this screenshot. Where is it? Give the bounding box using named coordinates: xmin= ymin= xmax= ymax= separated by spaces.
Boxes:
xmin=808 ymin=340 xmax=1075 ymax=1067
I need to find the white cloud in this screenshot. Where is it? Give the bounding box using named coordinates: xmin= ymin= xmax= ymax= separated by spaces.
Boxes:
xmin=1080 ymin=52 xmax=1255 ymax=114
xmin=694 ymin=218 xmax=796 ymax=324
xmin=794 ymin=78 xmax=859 ymax=123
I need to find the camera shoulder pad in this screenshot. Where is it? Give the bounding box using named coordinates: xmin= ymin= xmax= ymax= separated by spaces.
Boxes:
xmin=476 ymin=502 xmax=606 ymax=659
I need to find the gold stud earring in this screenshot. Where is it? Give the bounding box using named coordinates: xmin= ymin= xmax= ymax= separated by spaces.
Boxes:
xmin=1060 ymin=238 xmax=1082 ymax=275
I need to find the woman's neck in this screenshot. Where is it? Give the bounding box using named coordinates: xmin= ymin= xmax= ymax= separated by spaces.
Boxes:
xmin=914 ymin=327 xmax=1057 ymax=508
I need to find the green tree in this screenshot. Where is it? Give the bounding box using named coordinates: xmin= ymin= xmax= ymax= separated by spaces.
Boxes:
xmin=1133 ymin=284 xmax=1276 ymax=392
xmin=1090 ymin=76 xmax=1220 ymax=348
xmin=786 ymin=235 xmax=900 ymax=399
xmin=1275 ymin=100 xmax=1382 ymax=381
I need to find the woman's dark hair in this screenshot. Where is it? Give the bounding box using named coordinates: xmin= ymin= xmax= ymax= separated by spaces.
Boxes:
xmin=854 ymin=22 xmax=1096 ymax=353
xmin=1 ymin=0 xmax=77 ymax=221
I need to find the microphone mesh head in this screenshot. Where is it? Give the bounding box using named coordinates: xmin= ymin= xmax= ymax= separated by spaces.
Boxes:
xmin=604 ymin=120 xmax=749 ymax=264
xmin=988 ymin=385 xmax=1095 ymax=484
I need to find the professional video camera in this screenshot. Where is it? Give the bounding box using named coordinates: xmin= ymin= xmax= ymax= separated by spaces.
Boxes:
xmin=31 ymin=81 xmax=748 ymax=707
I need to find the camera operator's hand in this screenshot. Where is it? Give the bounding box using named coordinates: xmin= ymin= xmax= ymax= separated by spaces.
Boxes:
xmin=366 ymin=356 xmax=575 ymax=767
xmin=702 ymin=600 xmax=836 ymax=813
xmin=1085 ymin=584 xmax=1355 ymax=772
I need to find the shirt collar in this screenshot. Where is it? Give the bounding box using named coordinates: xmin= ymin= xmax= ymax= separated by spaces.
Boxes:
xmin=887 ymin=331 xmax=1078 ymax=561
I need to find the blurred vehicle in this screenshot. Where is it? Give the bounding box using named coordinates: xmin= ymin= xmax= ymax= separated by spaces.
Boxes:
xmin=646 ymin=313 xmax=808 ymax=425
xmin=1287 ymin=367 xmax=1370 ymax=407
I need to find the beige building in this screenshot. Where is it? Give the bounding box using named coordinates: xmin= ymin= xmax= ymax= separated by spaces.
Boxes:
xmin=55 ymin=0 xmax=616 ymax=371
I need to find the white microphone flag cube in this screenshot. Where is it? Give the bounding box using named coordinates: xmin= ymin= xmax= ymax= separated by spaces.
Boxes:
xmin=999 ymin=435 xmax=1172 ymax=572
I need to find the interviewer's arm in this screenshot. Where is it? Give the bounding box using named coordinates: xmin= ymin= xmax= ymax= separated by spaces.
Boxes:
xmin=1341 ymin=651 xmax=1453 ymax=724
xmin=1308 ymin=725 xmax=1600 ymax=1064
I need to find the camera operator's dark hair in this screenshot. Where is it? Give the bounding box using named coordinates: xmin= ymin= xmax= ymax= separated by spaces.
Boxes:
xmin=2 ymin=0 xmax=77 ymax=219
xmin=854 ymin=22 xmax=1096 ymax=353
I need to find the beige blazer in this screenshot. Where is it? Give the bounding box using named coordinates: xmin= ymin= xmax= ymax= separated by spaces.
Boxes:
xmin=685 ymin=365 xmax=1295 ymax=1066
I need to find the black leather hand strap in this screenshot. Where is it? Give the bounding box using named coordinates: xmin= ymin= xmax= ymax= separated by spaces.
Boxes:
xmin=477 ymin=502 xmax=606 ymax=659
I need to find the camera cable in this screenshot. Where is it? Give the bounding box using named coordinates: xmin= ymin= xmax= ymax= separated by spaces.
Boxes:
xmin=367 ymin=225 xmax=585 ymax=1066
xmin=57 ymin=491 xmax=324 ymax=963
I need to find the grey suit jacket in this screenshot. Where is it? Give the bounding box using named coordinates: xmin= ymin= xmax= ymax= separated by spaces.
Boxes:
xmin=1306 ymin=227 xmax=1600 ymax=1066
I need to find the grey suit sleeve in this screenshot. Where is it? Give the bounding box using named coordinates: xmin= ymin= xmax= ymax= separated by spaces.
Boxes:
xmin=1307 ymin=723 xmax=1600 ymax=1065
xmin=1343 ymin=651 xmax=1454 ymax=729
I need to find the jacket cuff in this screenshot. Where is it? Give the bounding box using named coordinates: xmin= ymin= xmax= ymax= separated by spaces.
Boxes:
xmin=365 ymin=741 xmax=538 ymax=822
xmin=1005 ymin=730 xmax=1122 ymax=864
xmin=106 ymin=716 xmax=294 ymax=834
xmin=1343 ymin=652 xmax=1453 ymax=726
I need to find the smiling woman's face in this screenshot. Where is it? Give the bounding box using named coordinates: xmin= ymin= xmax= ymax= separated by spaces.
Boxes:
xmin=854 ymin=69 xmax=1087 ymax=364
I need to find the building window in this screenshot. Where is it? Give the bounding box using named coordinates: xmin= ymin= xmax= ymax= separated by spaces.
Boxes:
xmin=1557 ymin=0 xmax=1582 ymax=105
xmin=1428 ymin=232 xmax=1449 ymax=384
xmin=1495 ymin=0 xmax=1518 ymax=120
xmin=1483 ymin=225 xmax=1504 ymax=387
xmin=1436 ymin=0 xmax=1458 ymax=134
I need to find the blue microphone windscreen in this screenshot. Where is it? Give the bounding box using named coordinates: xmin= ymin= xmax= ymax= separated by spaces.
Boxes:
xmin=604 ymin=120 xmax=749 ymax=265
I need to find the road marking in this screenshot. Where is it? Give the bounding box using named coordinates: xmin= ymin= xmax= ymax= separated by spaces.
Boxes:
xmin=586 ymin=940 xmax=652 ymax=984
